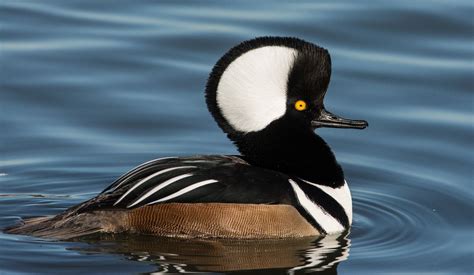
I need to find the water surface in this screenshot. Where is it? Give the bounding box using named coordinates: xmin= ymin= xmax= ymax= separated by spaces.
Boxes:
xmin=1 ymin=0 xmax=473 ymax=274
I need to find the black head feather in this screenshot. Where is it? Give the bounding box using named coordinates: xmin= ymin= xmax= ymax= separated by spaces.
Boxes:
xmin=205 ymin=37 xmax=344 ymax=186
xmin=206 ymin=36 xmax=331 ymax=138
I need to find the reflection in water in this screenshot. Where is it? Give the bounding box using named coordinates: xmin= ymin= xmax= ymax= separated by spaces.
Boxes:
xmin=70 ymin=232 xmax=350 ymax=274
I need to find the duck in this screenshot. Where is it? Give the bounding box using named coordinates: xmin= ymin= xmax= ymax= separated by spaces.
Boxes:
xmin=5 ymin=36 xmax=368 ymax=240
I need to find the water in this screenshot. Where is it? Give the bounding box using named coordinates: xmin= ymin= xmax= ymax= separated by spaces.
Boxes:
xmin=0 ymin=0 xmax=472 ymax=273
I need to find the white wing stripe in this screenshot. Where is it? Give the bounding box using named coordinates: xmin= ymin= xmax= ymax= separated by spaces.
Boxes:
xmin=114 ymin=166 xmax=196 ymax=205
xmin=289 ymin=179 xmax=345 ymax=234
xmin=127 ymin=173 xmax=194 ymax=208
xmin=147 ymin=179 xmax=218 ymax=205
xmin=112 ymin=157 xmax=177 ymax=190
xmin=128 ymin=157 xmax=177 ymax=169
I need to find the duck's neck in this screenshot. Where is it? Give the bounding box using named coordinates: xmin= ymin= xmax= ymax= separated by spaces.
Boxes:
xmin=233 ymin=119 xmax=345 ymax=188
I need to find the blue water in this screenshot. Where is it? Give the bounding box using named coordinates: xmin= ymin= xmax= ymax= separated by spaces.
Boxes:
xmin=1 ymin=0 xmax=473 ymax=274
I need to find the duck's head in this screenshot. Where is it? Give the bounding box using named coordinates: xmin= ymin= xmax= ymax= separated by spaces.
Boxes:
xmin=206 ymin=37 xmax=367 ymax=144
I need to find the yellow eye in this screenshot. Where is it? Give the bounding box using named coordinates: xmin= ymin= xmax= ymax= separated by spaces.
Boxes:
xmin=294 ymin=100 xmax=307 ymax=111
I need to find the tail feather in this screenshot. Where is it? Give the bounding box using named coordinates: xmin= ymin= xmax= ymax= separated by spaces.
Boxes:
xmin=4 ymin=209 xmax=128 ymax=240
xmin=4 ymin=216 xmax=102 ymax=239
xmin=4 ymin=191 xmax=129 ymax=239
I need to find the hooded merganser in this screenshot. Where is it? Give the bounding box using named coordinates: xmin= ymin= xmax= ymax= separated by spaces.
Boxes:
xmin=5 ymin=37 xmax=368 ymax=239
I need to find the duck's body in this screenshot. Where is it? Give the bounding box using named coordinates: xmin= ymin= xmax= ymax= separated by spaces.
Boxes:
xmin=5 ymin=37 xmax=367 ymax=239
xmin=7 ymin=155 xmax=350 ymax=238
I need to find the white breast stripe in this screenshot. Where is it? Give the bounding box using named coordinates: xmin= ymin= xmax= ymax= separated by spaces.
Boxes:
xmin=127 ymin=174 xmax=193 ymax=208
xmin=289 ymin=179 xmax=345 ymax=234
xmin=147 ymin=179 xmax=218 ymax=205
xmin=301 ymin=179 xmax=352 ymax=224
xmin=112 ymin=156 xmax=177 ymax=190
xmin=114 ymin=166 xmax=196 ymax=206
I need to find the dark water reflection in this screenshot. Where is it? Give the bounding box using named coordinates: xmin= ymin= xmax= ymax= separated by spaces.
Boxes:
xmin=70 ymin=233 xmax=349 ymax=274
xmin=1 ymin=0 xmax=473 ymax=274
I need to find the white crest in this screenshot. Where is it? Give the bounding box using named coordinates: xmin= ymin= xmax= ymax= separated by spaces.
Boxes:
xmin=216 ymin=46 xmax=297 ymax=133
